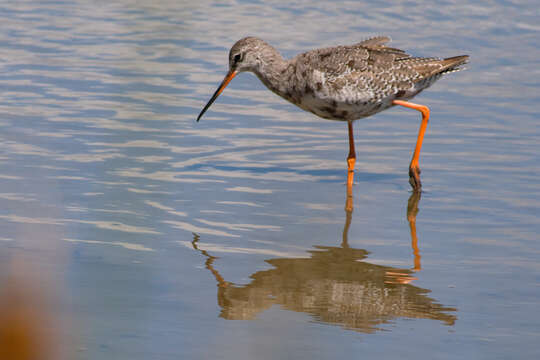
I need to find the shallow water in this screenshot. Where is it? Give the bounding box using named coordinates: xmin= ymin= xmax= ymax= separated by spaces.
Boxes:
xmin=0 ymin=1 xmax=539 ymax=359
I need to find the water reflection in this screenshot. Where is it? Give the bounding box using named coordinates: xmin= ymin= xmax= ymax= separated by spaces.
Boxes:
xmin=191 ymin=188 xmax=455 ymax=333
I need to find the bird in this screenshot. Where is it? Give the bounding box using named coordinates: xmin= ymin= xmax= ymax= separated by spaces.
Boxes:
xmin=197 ymin=36 xmax=468 ymax=191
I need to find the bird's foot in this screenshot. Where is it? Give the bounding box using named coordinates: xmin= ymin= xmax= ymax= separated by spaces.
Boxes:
xmin=409 ymin=166 xmax=422 ymax=191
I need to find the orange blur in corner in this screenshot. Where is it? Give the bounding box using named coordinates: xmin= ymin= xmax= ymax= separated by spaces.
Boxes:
xmin=0 ymin=262 xmax=66 ymax=360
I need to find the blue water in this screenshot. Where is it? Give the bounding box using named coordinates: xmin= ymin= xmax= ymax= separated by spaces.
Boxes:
xmin=0 ymin=1 xmax=539 ymax=359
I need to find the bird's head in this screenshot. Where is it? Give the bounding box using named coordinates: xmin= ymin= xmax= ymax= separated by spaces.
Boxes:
xmin=197 ymin=37 xmax=271 ymax=122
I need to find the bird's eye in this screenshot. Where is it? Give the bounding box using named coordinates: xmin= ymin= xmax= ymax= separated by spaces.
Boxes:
xmin=233 ymin=53 xmax=242 ymax=63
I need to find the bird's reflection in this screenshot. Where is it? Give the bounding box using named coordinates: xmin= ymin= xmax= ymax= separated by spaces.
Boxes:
xmin=191 ymin=187 xmax=456 ymax=333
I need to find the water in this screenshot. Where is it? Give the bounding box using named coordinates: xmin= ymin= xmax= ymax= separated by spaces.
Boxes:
xmin=0 ymin=1 xmax=539 ymax=359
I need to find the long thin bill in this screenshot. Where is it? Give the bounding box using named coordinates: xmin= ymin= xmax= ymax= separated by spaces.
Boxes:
xmin=197 ymin=70 xmax=237 ymax=122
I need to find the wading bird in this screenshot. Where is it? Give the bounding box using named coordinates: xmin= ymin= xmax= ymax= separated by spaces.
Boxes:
xmin=197 ymin=36 xmax=468 ymax=190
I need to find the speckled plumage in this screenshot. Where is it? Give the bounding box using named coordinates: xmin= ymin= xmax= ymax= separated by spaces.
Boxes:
xmin=226 ymin=36 xmax=468 ymax=122
xmin=197 ymin=36 xmax=469 ymax=190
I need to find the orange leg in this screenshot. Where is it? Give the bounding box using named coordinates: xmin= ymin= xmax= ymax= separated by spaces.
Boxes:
xmin=347 ymin=120 xmax=356 ymax=187
xmin=392 ymin=100 xmax=430 ymax=191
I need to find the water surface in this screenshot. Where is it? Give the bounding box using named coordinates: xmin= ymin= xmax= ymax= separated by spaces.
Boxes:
xmin=0 ymin=1 xmax=539 ymax=359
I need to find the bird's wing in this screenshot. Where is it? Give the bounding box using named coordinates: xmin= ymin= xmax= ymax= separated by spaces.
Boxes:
xmin=356 ymin=36 xmax=391 ymax=46
xmin=355 ymin=36 xmax=410 ymax=59
xmin=305 ymin=46 xmax=415 ymax=103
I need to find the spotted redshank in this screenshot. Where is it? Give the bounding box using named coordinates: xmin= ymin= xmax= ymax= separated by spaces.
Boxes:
xmin=197 ymin=36 xmax=468 ymax=190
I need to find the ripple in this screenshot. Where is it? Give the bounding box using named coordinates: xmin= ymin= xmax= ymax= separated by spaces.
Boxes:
xmin=163 ymin=220 xmax=239 ymax=238
xmin=64 ymin=238 xmax=154 ymax=252
xmin=225 ymin=186 xmax=273 ymax=194
xmin=195 ymin=218 xmax=281 ymax=232
xmin=144 ymin=200 xmax=187 ymax=216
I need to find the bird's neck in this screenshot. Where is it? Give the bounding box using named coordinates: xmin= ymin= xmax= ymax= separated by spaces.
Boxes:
xmin=252 ymin=48 xmax=292 ymax=98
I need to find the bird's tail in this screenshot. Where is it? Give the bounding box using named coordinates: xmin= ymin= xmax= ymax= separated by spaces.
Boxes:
xmin=407 ymin=55 xmax=469 ymax=82
xmin=439 ymin=55 xmax=469 ymax=74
